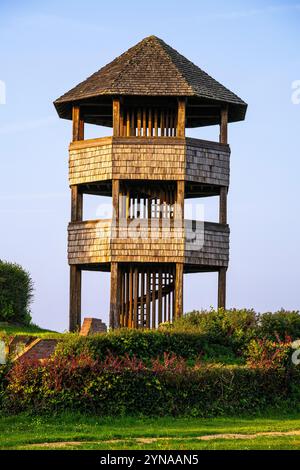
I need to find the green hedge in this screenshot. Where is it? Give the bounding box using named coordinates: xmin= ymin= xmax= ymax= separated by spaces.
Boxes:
xmin=258 ymin=309 xmax=300 ymax=341
xmin=171 ymin=308 xmax=257 ymax=351
xmin=2 ymin=355 xmax=299 ymax=416
xmin=54 ymin=329 xmax=238 ymax=363
xmin=0 ymin=260 xmax=33 ymax=325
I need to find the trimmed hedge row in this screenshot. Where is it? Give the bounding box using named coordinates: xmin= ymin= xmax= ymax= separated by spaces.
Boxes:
xmin=1 ymin=355 xmax=299 ymax=416
xmin=177 ymin=308 xmax=300 ymax=342
xmin=54 ymin=329 xmax=238 ymax=363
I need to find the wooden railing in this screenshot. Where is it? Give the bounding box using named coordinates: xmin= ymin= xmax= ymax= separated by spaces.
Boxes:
xmin=119 ymin=106 xmax=177 ymax=137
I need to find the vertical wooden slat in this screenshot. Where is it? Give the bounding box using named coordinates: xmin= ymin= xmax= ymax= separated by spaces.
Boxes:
xmin=130 ymin=108 xmax=135 ymax=136
xmin=120 ymin=269 xmax=124 ymax=327
xmin=126 ymin=189 xmax=130 ymax=219
xmin=172 ymin=267 xmax=175 ymax=322
xmin=148 ymin=108 xmax=152 ymax=137
xmin=147 ymin=198 xmax=152 ymax=220
xmin=119 ymin=107 xmax=124 ymax=136
xmin=134 ymin=267 xmax=139 ymax=328
xmin=163 ymin=272 xmax=167 ymax=322
xmin=146 ymin=269 xmax=151 ymax=328
xmin=152 ymin=271 xmax=156 ymax=329
xmin=165 ymin=109 xmax=169 ymax=137
xmin=177 ymin=98 xmax=186 ymax=138
xmin=141 ymin=269 xmax=145 ymax=327
xmin=137 ymin=195 xmax=140 ymax=218
xmin=137 ymin=108 xmax=142 ymax=136
xmin=154 ymin=109 xmax=158 ymax=137
xmin=129 ymin=267 xmax=133 ymax=328
xmin=160 ymin=110 xmax=164 ymax=136
xmin=170 ymin=109 xmax=174 ymax=136
xmin=143 ymin=108 xmax=147 ymax=136
xmin=126 ymin=110 xmax=130 ymax=136
xmin=158 ymin=269 xmax=163 ymax=325
xmin=220 ymin=106 xmax=228 ymax=144
xmin=113 ymin=98 xmax=120 ymax=137
xmin=124 ymin=270 xmax=128 ymax=327
xmin=174 ymin=108 xmax=178 ymax=137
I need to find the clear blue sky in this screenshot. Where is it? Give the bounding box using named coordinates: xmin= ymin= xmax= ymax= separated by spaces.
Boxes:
xmin=0 ymin=0 xmax=299 ymax=331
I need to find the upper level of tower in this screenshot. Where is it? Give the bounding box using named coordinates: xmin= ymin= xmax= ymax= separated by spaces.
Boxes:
xmin=54 ymin=35 xmax=247 ymax=131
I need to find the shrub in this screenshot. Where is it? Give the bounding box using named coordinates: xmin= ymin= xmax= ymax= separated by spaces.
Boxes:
xmin=170 ymin=308 xmax=257 ymax=353
xmin=258 ymin=310 xmax=300 ymax=341
xmin=0 ymin=260 xmax=33 ymax=325
xmin=3 ymin=354 xmax=299 ymax=416
xmin=246 ymin=337 xmax=293 ymax=369
xmin=54 ymin=329 xmax=237 ymax=363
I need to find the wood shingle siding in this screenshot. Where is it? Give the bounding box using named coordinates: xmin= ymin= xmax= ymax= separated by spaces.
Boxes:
xmin=68 ymin=219 xmax=229 ymax=269
xmin=69 ymin=136 xmax=230 ymax=187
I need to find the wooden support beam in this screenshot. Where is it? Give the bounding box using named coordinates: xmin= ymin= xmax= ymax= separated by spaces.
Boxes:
xmin=112 ymin=179 xmax=120 ymax=222
xmin=69 ymin=266 xmax=81 ymax=332
xmin=177 ymin=98 xmax=186 ymax=137
xmin=219 ymin=186 xmax=227 ymax=224
xmin=219 ymin=106 xmax=228 ymax=144
xmin=110 ymin=262 xmax=120 ymax=329
xmin=76 ymin=268 xmax=82 ymax=328
xmin=71 ymin=185 xmax=83 ymax=222
xmin=175 ymin=263 xmax=183 ymax=319
xmin=218 ymin=267 xmax=226 ymax=309
xmin=72 ymin=105 xmax=84 ymax=141
xmin=113 ymin=98 xmax=120 ymax=137
xmin=175 ymin=180 xmax=185 ymax=220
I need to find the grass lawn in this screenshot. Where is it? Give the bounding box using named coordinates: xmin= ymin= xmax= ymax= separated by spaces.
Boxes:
xmin=1 ymin=412 xmax=300 ymax=450
xmin=0 ymin=322 xmax=61 ymax=338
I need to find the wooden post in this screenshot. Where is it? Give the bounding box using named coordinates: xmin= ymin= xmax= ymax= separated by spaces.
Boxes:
xmin=219 ymin=106 xmax=228 ymax=144
xmin=177 ymin=98 xmax=186 ymax=138
xmin=219 ymin=186 xmax=227 ymax=224
xmin=71 ymin=185 xmax=83 ymax=222
xmin=112 ymin=179 xmax=120 ymax=222
xmin=69 ymin=266 xmax=81 ymax=332
xmin=175 ymin=263 xmax=183 ymax=318
xmin=218 ymin=268 xmax=226 ymax=309
xmin=110 ymin=262 xmax=120 ymax=329
xmin=69 ymin=177 xmax=83 ymax=331
xmin=175 ymin=180 xmax=185 ymax=220
xmin=113 ymin=98 xmax=120 ymax=137
xmin=72 ymin=105 xmax=84 ymax=141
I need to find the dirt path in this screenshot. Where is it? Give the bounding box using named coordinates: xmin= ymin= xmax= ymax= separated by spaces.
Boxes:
xmin=23 ymin=429 xmax=300 ymax=448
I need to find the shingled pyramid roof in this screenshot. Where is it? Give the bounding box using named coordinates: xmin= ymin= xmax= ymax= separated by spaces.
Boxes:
xmin=54 ymin=35 xmax=247 ymax=124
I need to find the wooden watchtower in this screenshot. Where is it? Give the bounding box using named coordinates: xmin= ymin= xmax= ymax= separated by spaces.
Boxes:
xmin=54 ymin=36 xmax=247 ymax=331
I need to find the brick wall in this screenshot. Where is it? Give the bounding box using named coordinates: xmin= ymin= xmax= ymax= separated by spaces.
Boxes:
xmin=80 ymin=318 xmax=107 ymax=336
